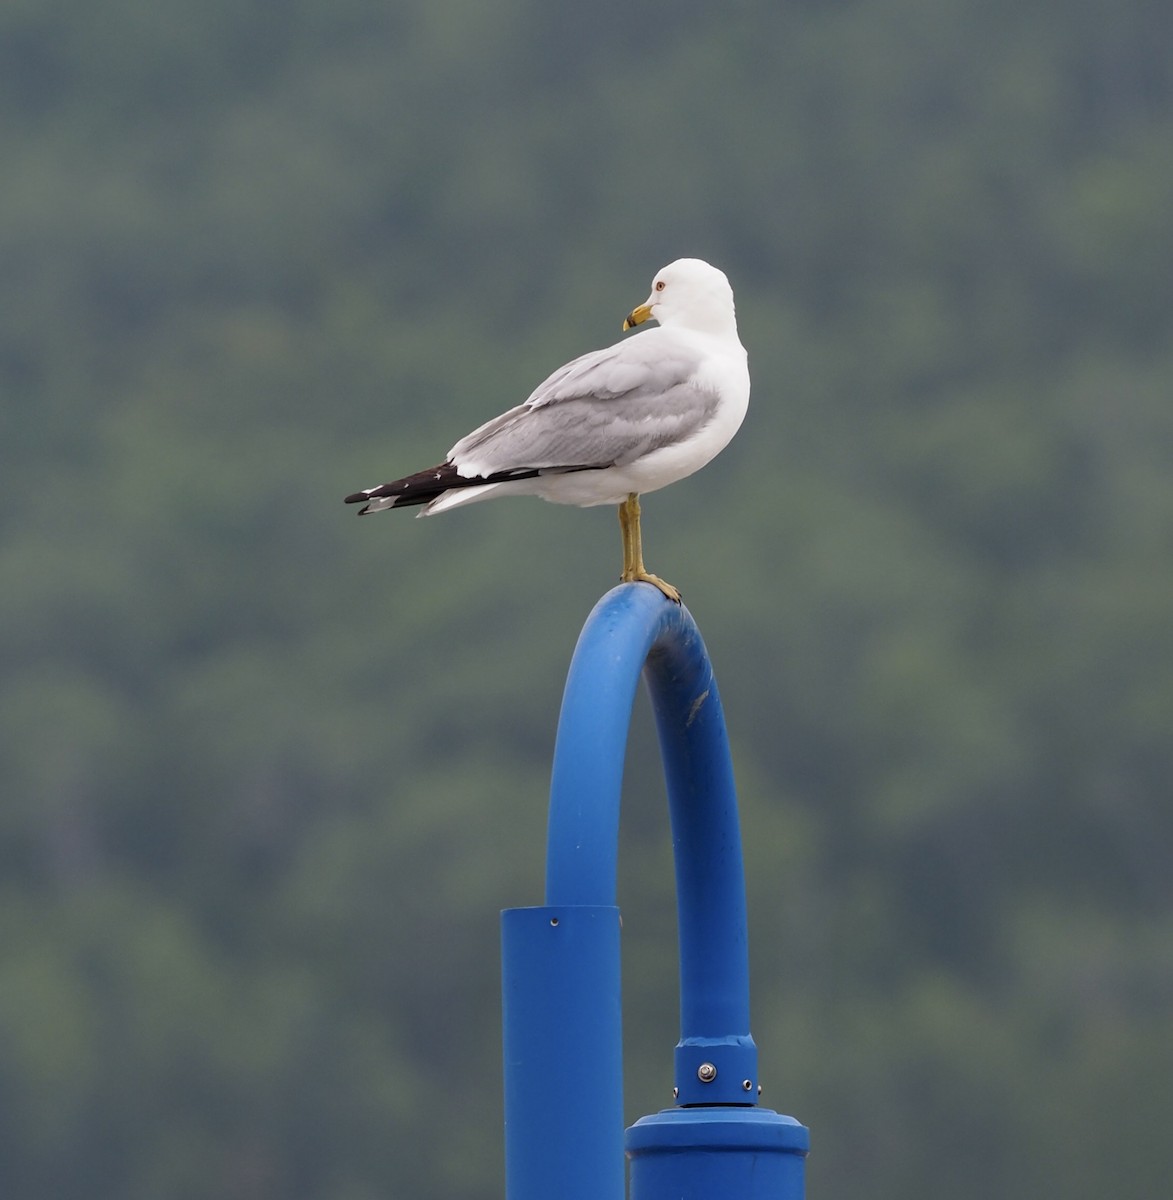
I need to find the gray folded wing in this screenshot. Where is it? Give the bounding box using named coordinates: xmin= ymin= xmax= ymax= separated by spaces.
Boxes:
xmin=448 ymin=334 xmax=719 ymax=476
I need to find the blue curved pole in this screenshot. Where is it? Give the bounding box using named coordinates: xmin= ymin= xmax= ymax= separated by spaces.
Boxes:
xmin=546 ymin=585 xmax=755 ymax=1100
xmin=502 ymin=584 xmax=807 ymax=1200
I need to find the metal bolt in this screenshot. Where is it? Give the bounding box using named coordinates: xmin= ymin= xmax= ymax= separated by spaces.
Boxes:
xmin=742 ymin=1079 xmax=753 ymax=1092
xmin=697 ymin=1062 xmax=717 ymax=1083
xmin=757 ymin=1085 xmax=763 ymax=1096
xmin=672 ymin=1087 xmax=679 ymax=1100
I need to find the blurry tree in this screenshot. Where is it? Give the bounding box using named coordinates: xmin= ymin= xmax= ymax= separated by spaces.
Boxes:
xmin=0 ymin=0 xmax=1170 ymax=1196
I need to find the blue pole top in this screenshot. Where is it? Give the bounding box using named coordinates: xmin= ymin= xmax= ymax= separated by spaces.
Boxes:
xmin=545 ymin=584 xmax=756 ymax=1105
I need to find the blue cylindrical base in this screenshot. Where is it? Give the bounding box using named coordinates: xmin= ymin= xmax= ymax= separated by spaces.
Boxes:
xmin=626 ymin=1106 xmax=809 ymax=1200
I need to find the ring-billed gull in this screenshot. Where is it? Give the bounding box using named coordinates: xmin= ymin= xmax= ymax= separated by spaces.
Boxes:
xmin=345 ymin=258 xmax=749 ymax=602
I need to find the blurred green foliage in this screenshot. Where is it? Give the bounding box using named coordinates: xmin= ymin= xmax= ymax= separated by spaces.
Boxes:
xmin=1 ymin=0 xmax=1171 ymax=1196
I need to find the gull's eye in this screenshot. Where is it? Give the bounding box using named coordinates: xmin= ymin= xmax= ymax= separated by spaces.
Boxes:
xmin=654 ymin=280 xmax=666 ymax=292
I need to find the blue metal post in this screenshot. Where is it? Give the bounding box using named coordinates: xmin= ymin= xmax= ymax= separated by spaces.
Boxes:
xmin=501 ymin=584 xmax=808 ymax=1200
xmin=501 ymin=905 xmax=625 ymax=1200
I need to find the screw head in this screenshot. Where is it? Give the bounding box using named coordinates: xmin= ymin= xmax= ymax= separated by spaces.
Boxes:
xmin=742 ymin=1079 xmax=753 ymax=1092
xmin=757 ymin=1084 xmax=763 ymax=1096
xmin=697 ymin=1062 xmax=717 ymax=1083
xmin=672 ymin=1087 xmax=679 ymax=1100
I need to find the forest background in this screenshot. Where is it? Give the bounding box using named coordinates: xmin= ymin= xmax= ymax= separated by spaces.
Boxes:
xmin=1 ymin=1 xmax=1171 ymax=1197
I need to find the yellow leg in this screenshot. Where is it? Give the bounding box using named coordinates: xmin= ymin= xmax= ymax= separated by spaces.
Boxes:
xmin=616 ymin=493 xmax=681 ymax=603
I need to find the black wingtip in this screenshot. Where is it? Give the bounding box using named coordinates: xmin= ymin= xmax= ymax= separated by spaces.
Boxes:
xmin=344 ymin=492 xmax=368 ymax=505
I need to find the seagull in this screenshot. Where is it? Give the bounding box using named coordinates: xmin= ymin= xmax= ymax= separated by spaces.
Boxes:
xmin=344 ymin=258 xmax=749 ymax=602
